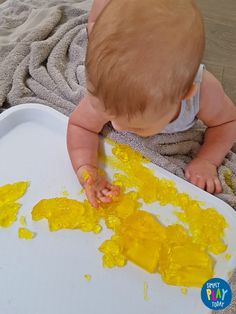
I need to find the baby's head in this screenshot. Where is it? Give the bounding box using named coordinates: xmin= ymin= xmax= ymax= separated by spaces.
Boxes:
xmin=86 ymin=0 xmax=205 ymax=136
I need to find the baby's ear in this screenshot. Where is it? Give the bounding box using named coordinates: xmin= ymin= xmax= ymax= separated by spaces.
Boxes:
xmin=183 ymin=83 xmax=198 ymax=100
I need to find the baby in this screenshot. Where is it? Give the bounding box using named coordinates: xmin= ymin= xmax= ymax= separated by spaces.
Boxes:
xmin=67 ymin=0 xmax=236 ymax=208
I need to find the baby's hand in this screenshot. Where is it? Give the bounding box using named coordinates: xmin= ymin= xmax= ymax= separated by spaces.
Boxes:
xmin=184 ymin=157 xmax=222 ymax=194
xmin=77 ymin=165 xmax=120 ymax=208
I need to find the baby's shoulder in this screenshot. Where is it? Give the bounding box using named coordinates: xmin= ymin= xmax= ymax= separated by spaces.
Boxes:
xmin=69 ymin=96 xmax=109 ymax=133
xmin=197 ymin=70 xmax=235 ymax=126
xmin=199 ymin=70 xmax=225 ymax=112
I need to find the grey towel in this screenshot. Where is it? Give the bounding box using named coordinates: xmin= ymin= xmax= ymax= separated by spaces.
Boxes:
xmin=0 ymin=1 xmax=236 ymax=313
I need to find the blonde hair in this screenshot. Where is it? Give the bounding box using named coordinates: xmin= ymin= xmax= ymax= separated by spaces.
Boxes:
xmin=86 ymin=0 xmax=205 ymax=117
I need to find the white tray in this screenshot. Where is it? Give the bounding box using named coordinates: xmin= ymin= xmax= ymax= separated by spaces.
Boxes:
xmin=0 ymin=104 xmax=236 ymax=314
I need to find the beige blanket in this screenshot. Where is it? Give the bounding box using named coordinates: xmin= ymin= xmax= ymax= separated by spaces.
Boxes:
xmin=0 ymin=1 xmax=236 ymax=312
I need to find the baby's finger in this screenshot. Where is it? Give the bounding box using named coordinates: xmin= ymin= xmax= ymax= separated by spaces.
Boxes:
xmin=206 ymin=178 xmax=215 ymax=194
xmin=97 ymin=192 xmax=112 ymax=203
xmin=86 ymin=177 xmax=93 ymax=185
xmin=107 ymin=183 xmax=120 ymax=194
xmin=184 ymin=169 xmax=190 ymax=180
xmin=101 ymin=188 xmax=111 ymax=196
xmin=196 ymin=177 xmax=206 ymax=190
xmin=189 ymin=175 xmax=199 ymax=186
xmin=214 ymin=177 xmax=222 ymax=194
xmin=85 ymin=185 xmax=98 ymax=208
xmin=96 ymin=189 xmax=113 ymax=202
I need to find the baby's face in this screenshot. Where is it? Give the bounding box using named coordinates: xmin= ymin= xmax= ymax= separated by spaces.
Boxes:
xmin=88 ymin=93 xmax=180 ymax=137
xmin=110 ymin=106 xmax=179 ymax=137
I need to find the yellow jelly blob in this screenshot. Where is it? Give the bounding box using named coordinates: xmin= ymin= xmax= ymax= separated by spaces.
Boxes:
xmin=97 ymin=191 xmax=141 ymax=231
xmin=60 ymin=189 xmax=69 ymax=197
xmin=84 ymin=274 xmax=91 ymax=282
xmin=99 ymin=236 xmax=126 ymax=268
xmin=159 ymin=243 xmax=213 ymax=287
xmin=32 ymin=198 xmax=102 ymax=233
xmin=181 ymin=288 xmax=188 ymax=295
xmin=0 ymin=181 xmax=29 ymax=206
xmin=0 ymin=182 xmax=29 ymax=227
xmin=117 ymin=211 xmax=166 ymax=273
xmin=174 ymin=197 xmax=227 ymax=254
xmin=19 ymin=215 xmax=27 ymax=226
xmin=18 ymin=227 xmax=35 ymax=239
xmin=0 ymin=203 xmax=21 ymax=228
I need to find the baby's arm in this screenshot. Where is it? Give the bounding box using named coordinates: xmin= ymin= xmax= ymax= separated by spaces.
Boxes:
xmin=67 ymin=96 xmax=119 ymax=207
xmin=87 ymin=0 xmax=110 ymax=35
xmin=185 ymin=70 xmax=236 ymax=193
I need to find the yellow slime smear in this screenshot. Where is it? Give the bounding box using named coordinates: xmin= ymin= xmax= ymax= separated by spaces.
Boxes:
xmin=18 ymin=227 xmax=35 ymax=239
xmin=144 ymin=281 xmax=148 ymax=301
xmin=82 ymin=169 xmax=90 ymax=182
xmin=31 ymin=141 xmax=227 ymax=288
xmin=223 ymin=169 xmax=234 ymax=190
xmin=0 ymin=182 xmax=29 ymax=227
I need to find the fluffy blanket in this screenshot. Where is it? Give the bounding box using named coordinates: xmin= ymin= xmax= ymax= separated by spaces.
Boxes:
xmin=0 ymin=1 xmax=236 ymax=312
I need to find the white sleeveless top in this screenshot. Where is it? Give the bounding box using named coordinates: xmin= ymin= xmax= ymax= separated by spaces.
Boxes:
xmin=160 ymin=64 xmax=205 ymax=134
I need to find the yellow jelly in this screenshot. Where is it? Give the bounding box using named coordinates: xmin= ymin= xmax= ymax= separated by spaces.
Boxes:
xmin=159 ymin=243 xmax=213 ymax=287
xmin=117 ymin=211 xmax=166 ymax=273
xmin=144 ymin=282 xmax=148 ymax=301
xmin=32 ymin=198 xmax=101 ymax=233
xmin=0 ymin=182 xmax=29 ymax=227
xmin=60 ymin=189 xmax=69 ymax=197
xmin=0 ymin=202 xmax=21 ymax=228
xmin=18 ymin=227 xmax=35 ymax=239
xmin=106 ymin=142 xmax=227 ymax=255
xmin=19 ymin=215 xmax=27 ymax=226
xmin=0 ymin=181 xmax=29 ymax=206
xmin=84 ymin=274 xmax=91 ymax=282
xmin=181 ymin=288 xmax=188 ymax=295
xmin=97 ymin=191 xmax=141 ymax=231
xmin=99 ymin=237 xmax=126 ymax=268
xmin=225 ymin=253 xmax=232 ymax=261
xmin=30 ymin=141 xmax=228 ymax=288
xmin=100 ymin=141 xmax=226 ymax=286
